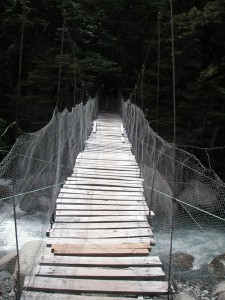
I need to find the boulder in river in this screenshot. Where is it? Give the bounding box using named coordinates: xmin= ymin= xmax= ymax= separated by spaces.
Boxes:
xmin=213 ymin=281 xmax=225 ymax=298
xmin=173 ymin=251 xmax=194 ymax=270
xmin=209 ymin=254 xmax=225 ymax=277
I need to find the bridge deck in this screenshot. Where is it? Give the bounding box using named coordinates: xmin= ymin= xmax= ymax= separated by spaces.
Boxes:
xmin=21 ymin=113 xmax=170 ymax=299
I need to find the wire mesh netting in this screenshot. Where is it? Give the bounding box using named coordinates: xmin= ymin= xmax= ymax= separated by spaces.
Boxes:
xmin=0 ymin=96 xmax=98 ymax=299
xmin=121 ymin=98 xmax=225 ymax=297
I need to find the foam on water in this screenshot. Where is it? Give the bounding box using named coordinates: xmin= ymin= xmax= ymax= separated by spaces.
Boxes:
xmin=152 ymin=227 xmax=225 ymax=269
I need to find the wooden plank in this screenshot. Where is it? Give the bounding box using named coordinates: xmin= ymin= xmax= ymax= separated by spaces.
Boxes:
xmin=52 ymin=222 xmax=150 ymax=230
xmin=36 ymin=266 xmax=164 ymax=280
xmin=75 ymin=161 xmax=139 ymax=168
xmin=93 ymin=120 xmax=97 ymax=133
xmin=21 ymin=291 xmax=137 ymax=300
xmin=56 ymin=204 xmax=148 ymax=211
xmin=63 ymin=185 xmax=143 ymax=192
xmin=73 ymin=168 xmax=140 ymax=176
xmin=52 ymin=242 xmax=151 ymax=250
xmin=77 ymin=152 xmax=134 ymax=158
xmin=75 ymin=159 xmax=137 ymax=166
xmin=56 ymin=199 xmax=147 ymax=206
xmin=71 ymin=173 xmax=141 ymax=181
xmin=74 ymin=165 xmax=139 ymax=172
xmin=51 ymin=248 xmax=150 ymax=256
xmin=46 ymin=237 xmax=152 ymax=247
xmin=58 ymin=193 xmax=145 ymax=201
xmin=23 ymin=277 xmax=171 ymax=295
xmin=48 ymin=228 xmax=152 ymax=239
xmin=66 ymin=178 xmax=143 ymax=188
xmin=40 ymin=255 xmax=162 ymax=267
xmin=54 ymin=216 xmax=148 ymax=223
xmin=55 ymin=210 xmax=148 ymax=216
xmin=60 ymin=188 xmax=143 ymax=196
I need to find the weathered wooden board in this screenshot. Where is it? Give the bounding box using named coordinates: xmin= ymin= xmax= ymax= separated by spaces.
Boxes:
xmin=51 ymin=247 xmax=149 ymax=256
xmin=54 ymin=216 xmax=148 ymax=223
xmin=60 ymin=188 xmax=143 ymax=196
xmin=56 ymin=199 xmax=147 ymax=206
xmin=74 ymin=162 xmax=139 ymax=170
xmin=55 ymin=210 xmax=148 ymax=216
xmin=36 ymin=266 xmax=164 ymax=280
xmin=21 ymin=291 xmax=138 ymax=300
xmin=66 ymin=177 xmax=143 ymax=188
xmin=56 ymin=204 xmax=148 ymax=211
xmin=52 ymin=222 xmax=150 ymax=230
xmin=23 ymin=277 xmax=171 ymax=295
xmin=77 ymin=152 xmax=134 ymax=159
xmin=46 ymin=237 xmax=152 ymax=247
xmin=71 ymin=173 xmax=141 ymax=181
xmin=74 ymin=166 xmax=139 ymax=173
xmin=52 ymin=242 xmax=151 ymax=250
xmin=58 ymin=192 xmax=145 ymax=201
xmin=73 ymin=167 xmax=140 ymax=176
xmin=40 ymin=255 xmax=162 ymax=267
xmin=48 ymin=228 xmax=152 ymax=238
xmin=63 ymin=185 xmax=143 ymax=192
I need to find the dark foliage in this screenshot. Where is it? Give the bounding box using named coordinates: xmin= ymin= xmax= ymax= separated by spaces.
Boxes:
xmin=0 ymin=0 xmax=225 ymax=179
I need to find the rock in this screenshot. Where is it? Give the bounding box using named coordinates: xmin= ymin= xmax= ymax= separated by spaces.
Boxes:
xmin=173 ymin=252 xmax=194 ymax=270
xmin=175 ymin=292 xmax=195 ymax=300
xmin=15 ymin=240 xmax=45 ymax=277
xmin=0 ymin=270 xmax=14 ymax=296
xmin=178 ymin=180 xmax=217 ymax=213
xmin=218 ymin=292 xmax=225 ymax=300
xmin=213 ymin=281 xmax=225 ymax=297
xmin=20 ymin=195 xmax=50 ymax=213
xmin=142 ymin=165 xmax=173 ymax=217
xmin=0 ymin=251 xmax=17 ymax=273
xmin=209 ymin=254 xmax=225 ymax=277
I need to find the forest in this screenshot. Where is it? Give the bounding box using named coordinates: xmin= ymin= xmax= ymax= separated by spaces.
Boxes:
xmin=0 ymin=0 xmax=225 ymax=180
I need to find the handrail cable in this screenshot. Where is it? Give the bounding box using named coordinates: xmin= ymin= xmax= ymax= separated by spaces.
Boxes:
xmin=168 ymin=0 xmax=176 ymax=297
xmin=13 ymin=0 xmax=27 ymax=297
xmin=56 ymin=10 xmax=66 ymax=109
xmin=129 ymin=18 xmax=159 ymax=103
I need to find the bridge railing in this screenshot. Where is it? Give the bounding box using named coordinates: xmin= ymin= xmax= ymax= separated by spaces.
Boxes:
xmin=0 ymin=96 xmax=98 ymax=298
xmin=121 ymin=97 xmax=225 ymax=292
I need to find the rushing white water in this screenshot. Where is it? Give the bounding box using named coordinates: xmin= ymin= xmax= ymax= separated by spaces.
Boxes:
xmin=152 ymin=227 xmax=225 ymax=269
xmin=0 ymin=203 xmax=46 ymax=254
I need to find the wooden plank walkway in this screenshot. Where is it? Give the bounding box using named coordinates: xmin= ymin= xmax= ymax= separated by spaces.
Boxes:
xmin=22 ymin=113 xmax=172 ymax=299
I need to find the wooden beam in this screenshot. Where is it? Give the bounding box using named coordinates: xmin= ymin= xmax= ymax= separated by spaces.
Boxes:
xmin=40 ymin=255 xmax=162 ymax=267
xmin=23 ymin=277 xmax=171 ymax=295
xmin=35 ymin=266 xmax=164 ymax=280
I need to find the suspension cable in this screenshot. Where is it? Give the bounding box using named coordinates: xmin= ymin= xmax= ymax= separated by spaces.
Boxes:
xmin=130 ymin=18 xmax=159 ymax=103
xmin=13 ymin=0 xmax=27 ymax=297
xmin=168 ymin=0 xmax=176 ymax=298
xmin=73 ymin=58 xmax=77 ymax=107
xmin=156 ymin=12 xmax=161 ymax=134
xmin=56 ymin=10 xmax=66 ymax=109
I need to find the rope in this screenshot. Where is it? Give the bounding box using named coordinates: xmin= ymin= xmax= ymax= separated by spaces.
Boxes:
xmin=56 ymin=10 xmax=66 ymax=109
xmin=74 ymin=58 xmax=77 ymax=106
xmin=155 ymin=12 xmax=161 ymax=134
xmin=14 ymin=0 xmax=26 ymax=296
xmin=130 ymin=18 xmax=159 ymax=102
xmin=0 ymin=181 xmax=65 ymax=203
xmin=0 ymin=122 xmax=16 ymax=138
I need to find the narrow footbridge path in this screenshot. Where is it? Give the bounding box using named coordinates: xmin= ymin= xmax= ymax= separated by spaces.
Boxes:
xmin=22 ymin=113 xmax=170 ymax=299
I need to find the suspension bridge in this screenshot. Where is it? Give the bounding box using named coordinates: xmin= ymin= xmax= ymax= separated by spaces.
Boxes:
xmin=21 ymin=111 xmax=172 ymax=299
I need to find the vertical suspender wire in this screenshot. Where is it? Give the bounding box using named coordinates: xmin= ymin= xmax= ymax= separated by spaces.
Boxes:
xmin=141 ymin=65 xmax=145 ymax=111
xmin=73 ymin=58 xmax=77 ymax=107
xmin=149 ymin=12 xmax=161 ymax=219
xmin=168 ymin=0 xmax=176 ymax=298
xmin=156 ymin=12 xmax=161 ymax=134
xmin=13 ymin=0 xmax=26 ymax=297
xmin=56 ymin=10 xmax=66 ymax=109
